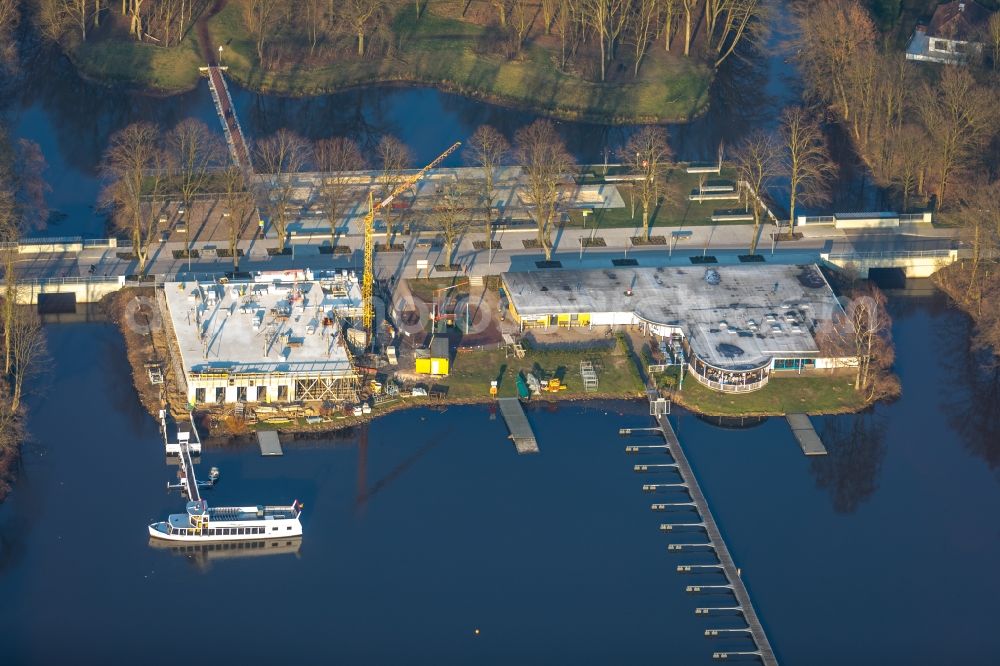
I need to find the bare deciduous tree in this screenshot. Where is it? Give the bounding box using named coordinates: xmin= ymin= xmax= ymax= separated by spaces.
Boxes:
xmin=343 ymin=0 xmax=383 ymax=57
xmin=950 ymin=179 xmax=1000 ymax=307
xmin=0 ymin=195 xmax=17 ymax=375
xmin=988 ymin=12 xmax=1000 ymax=69
xmin=491 ymin=0 xmax=510 ymax=28
xmin=629 ymin=0 xmax=658 ymax=75
xmin=681 ymin=0 xmax=697 ymax=56
xmin=732 ymin=129 xmax=778 ymax=254
xmin=514 ymin=120 xmax=573 ymax=261
xmin=222 ymin=166 xmax=255 ymax=271
xmin=779 ymin=106 xmax=833 ymax=238
xmin=8 ymin=305 xmax=46 ymax=412
xmin=890 ymin=124 xmax=931 ymax=212
xmin=817 ymin=284 xmax=894 ymax=401
xmin=254 ymin=129 xmax=310 ymax=252
xmin=510 ymin=0 xmax=533 ymax=55
xmin=917 ymin=67 xmax=996 ymax=207
xmin=314 ymin=137 xmax=365 ymax=246
xmin=795 ymin=0 xmax=876 ymax=125
xmin=586 ymin=0 xmax=629 ymax=81
xmin=623 ymin=126 xmax=673 ymax=241
xmin=102 ymin=122 xmax=164 ymax=274
xmin=0 ymin=0 xmax=19 ymax=72
xmin=431 ymin=182 xmax=477 ymax=268
xmin=662 ymin=0 xmax=677 ymax=51
xmin=464 ymin=125 xmax=510 ymax=254
xmin=710 ymin=0 xmax=766 ymax=67
xmin=166 ymin=119 xmax=223 ymax=258
xmin=0 ymin=131 xmax=48 ymax=375
xmin=244 ymin=0 xmax=283 ymax=65
xmin=376 ymin=135 xmax=412 ymax=246
xmin=35 ymin=0 xmax=94 ymax=41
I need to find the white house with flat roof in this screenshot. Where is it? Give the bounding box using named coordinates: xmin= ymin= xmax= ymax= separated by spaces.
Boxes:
xmin=906 ymin=1 xmax=993 ymax=65
xmin=501 ymin=264 xmax=853 ymax=393
xmin=163 ymin=271 xmax=363 ymax=406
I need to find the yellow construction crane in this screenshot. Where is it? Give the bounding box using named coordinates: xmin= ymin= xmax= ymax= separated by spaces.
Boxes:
xmin=362 ymin=141 xmax=462 ymax=337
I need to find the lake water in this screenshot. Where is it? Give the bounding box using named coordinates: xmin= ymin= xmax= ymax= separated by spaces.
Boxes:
xmin=1 ymin=293 xmax=999 ymax=664
xmin=1 ymin=5 xmax=994 ymax=663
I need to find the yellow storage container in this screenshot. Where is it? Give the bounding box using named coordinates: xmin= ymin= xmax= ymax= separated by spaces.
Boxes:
xmin=415 ymin=355 xmax=431 ymax=374
xmin=415 ymin=338 xmax=450 ymax=376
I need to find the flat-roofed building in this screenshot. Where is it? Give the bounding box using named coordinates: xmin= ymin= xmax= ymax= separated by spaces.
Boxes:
xmin=163 ymin=270 xmax=363 ymax=406
xmin=501 ymin=264 xmax=854 ymax=392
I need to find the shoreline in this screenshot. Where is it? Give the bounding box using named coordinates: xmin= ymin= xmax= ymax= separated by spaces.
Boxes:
xmin=66 ymin=55 xmax=710 ymax=124
xmin=101 ymin=283 xmax=884 ymax=447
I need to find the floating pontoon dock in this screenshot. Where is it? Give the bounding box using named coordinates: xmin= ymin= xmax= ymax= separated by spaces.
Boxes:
xmin=257 ymin=430 xmax=284 ymax=456
xmin=786 ymin=414 xmax=827 ymax=456
xmin=631 ymin=410 xmax=778 ymax=665
xmin=497 ymin=397 xmax=538 ymax=454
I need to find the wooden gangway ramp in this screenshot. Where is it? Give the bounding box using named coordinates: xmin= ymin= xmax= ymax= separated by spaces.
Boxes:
xmin=650 ymin=412 xmax=778 ymax=665
xmin=497 ymin=398 xmax=538 ymax=454
xmin=786 ymin=414 xmax=827 ymax=456
xmin=178 ymin=437 xmax=201 ymax=502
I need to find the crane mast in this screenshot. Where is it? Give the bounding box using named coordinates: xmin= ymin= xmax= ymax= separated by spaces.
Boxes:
xmin=361 ymin=141 xmax=462 ymax=337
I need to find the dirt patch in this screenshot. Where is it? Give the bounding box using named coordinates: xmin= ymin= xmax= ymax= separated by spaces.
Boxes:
xmin=101 ymin=288 xmax=189 ymax=421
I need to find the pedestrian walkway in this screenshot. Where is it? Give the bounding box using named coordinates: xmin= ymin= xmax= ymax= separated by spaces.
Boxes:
xmin=204 ymin=66 xmax=252 ymax=173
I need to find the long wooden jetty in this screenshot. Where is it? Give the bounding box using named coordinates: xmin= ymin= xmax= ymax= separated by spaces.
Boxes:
xmin=643 ymin=412 xmax=778 ymax=665
xmin=497 ymin=398 xmax=538 ymax=454
xmin=786 ymin=414 xmax=827 ymax=455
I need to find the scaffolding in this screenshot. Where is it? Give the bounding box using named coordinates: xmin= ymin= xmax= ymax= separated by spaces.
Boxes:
xmin=581 ymin=360 xmax=599 ymax=391
xmin=294 ymin=373 xmax=360 ymax=402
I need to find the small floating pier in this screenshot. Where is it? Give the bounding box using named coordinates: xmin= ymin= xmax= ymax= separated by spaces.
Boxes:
xmin=497 ymin=397 xmax=538 ymax=454
xmin=786 ymin=414 xmax=827 ymax=456
xmin=629 ymin=410 xmax=778 ymax=665
xmin=257 ymin=430 xmax=284 ymax=456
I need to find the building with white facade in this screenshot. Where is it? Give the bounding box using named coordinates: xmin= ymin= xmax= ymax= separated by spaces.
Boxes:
xmin=501 ymin=264 xmax=853 ymax=393
xmin=906 ymin=1 xmax=993 ymax=65
xmin=163 ymin=270 xmax=363 ymax=406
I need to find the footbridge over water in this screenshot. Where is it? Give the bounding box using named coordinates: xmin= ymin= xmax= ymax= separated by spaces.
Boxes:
xmin=201 ymin=65 xmax=253 ymax=174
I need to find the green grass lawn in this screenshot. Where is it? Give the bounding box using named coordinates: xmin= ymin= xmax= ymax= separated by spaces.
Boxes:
xmin=566 ymin=167 xmax=748 ymax=231
xmin=69 ymin=28 xmax=204 ymax=92
xmin=406 ymin=276 xmax=472 ymax=302
xmin=205 ymin=3 xmax=712 ymax=123
xmin=666 ymin=371 xmax=868 ymax=417
xmin=441 ymin=345 xmax=645 ymax=401
xmin=61 ymin=3 xmax=713 ymax=121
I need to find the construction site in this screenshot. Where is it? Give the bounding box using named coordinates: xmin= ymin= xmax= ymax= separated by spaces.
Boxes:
xmin=162 ymin=269 xmax=364 ymax=409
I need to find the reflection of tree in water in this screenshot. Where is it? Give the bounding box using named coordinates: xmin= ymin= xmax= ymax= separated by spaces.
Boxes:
xmin=810 ymin=412 xmax=887 ymax=513
xmin=669 ymin=40 xmax=775 ymax=161
xmin=8 ymin=51 xmax=208 ymax=176
xmin=938 ymin=310 xmax=1000 ymax=479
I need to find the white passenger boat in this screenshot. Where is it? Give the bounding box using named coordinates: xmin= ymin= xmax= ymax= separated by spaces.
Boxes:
xmin=148 ymin=499 xmax=303 ymax=542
